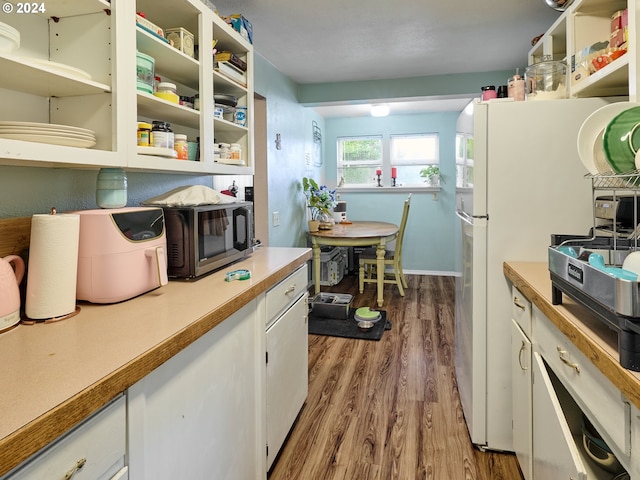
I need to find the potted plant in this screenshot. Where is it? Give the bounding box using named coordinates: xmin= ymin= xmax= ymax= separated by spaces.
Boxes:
xmin=302 ymin=177 xmax=337 ymax=231
xmin=420 ymin=166 xmax=445 ymax=186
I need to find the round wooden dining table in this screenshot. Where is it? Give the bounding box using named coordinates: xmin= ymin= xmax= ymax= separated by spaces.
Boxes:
xmin=308 ymin=221 xmax=399 ymax=307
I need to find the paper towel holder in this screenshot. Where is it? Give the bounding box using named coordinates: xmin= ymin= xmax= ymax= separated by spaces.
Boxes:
xmin=22 ymin=305 xmax=81 ymax=325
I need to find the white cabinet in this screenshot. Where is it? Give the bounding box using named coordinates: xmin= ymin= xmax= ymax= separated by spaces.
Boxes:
xmin=509 ymin=291 xmax=634 ymax=479
xmin=265 ymin=265 xmax=309 ymax=471
xmin=528 ymin=0 xmax=636 ymax=99
xmin=532 ymin=352 xmax=589 ymax=479
xmin=511 ymin=286 xmax=533 ymax=480
xmin=127 ymin=299 xmax=264 ymax=480
xmin=1 ymin=395 xmax=127 ymax=480
xmin=0 ymin=0 xmax=254 ymax=175
xmin=512 ymin=320 xmax=533 ymax=480
xmin=266 ymin=293 xmax=308 ymax=470
xmin=631 ymin=406 xmax=640 ymax=478
xmin=0 ymin=0 xmax=119 ymax=168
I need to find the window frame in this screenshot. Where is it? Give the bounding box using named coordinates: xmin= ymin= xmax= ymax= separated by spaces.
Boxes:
xmin=336 ymin=133 xmax=440 ymax=188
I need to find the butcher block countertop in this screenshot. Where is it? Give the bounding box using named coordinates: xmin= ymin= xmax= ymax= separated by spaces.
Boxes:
xmin=0 ymin=246 xmax=311 ymax=476
xmin=504 ymin=261 xmax=640 ymax=411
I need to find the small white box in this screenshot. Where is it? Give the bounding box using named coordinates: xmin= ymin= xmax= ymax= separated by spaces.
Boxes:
xmin=165 ymin=27 xmax=195 ymax=58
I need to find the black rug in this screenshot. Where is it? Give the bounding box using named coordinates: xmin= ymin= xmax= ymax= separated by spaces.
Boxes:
xmin=308 ymin=308 xmax=391 ymax=341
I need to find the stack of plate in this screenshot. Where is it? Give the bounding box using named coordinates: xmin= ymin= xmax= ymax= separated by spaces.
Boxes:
xmin=0 ymin=21 xmax=20 ymax=54
xmin=0 ymin=121 xmax=96 ymax=148
xmin=577 ymin=102 xmax=639 ymax=174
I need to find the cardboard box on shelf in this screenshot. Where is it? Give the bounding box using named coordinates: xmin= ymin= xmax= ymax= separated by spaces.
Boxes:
xmin=228 ymin=14 xmax=253 ymax=44
xmin=165 ymin=27 xmax=195 ymax=58
xmin=136 ymin=14 xmax=164 ymax=37
xmin=611 ymin=9 xmax=628 ymax=33
xmin=610 ymin=28 xmax=626 ymax=49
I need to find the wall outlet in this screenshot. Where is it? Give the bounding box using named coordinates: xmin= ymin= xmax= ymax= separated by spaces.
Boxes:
xmin=272 ymin=211 xmax=280 ymax=227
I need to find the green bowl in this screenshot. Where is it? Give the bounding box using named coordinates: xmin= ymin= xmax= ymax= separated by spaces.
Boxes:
xmin=603 ymin=106 xmax=640 ymax=173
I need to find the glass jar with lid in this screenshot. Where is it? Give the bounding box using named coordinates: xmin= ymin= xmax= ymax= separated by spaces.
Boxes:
xmin=152 ymin=121 xmax=174 ymax=149
xmin=137 ymin=122 xmax=152 ymax=147
xmin=525 ymin=61 xmax=567 ymax=100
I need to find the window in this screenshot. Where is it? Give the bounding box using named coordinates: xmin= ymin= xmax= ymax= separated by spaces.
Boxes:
xmin=390 ymin=133 xmax=439 ymax=186
xmin=455 ymin=133 xmax=474 ymax=188
xmin=337 ymin=133 xmax=440 ymax=187
xmin=337 ymin=135 xmax=382 ymax=186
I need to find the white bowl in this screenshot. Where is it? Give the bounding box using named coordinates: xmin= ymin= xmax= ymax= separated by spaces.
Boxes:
xmin=0 ymin=21 xmax=19 ymax=38
xmin=0 ymin=35 xmax=19 ymax=54
xmin=623 ymin=251 xmax=640 ymax=276
xmin=0 ymin=22 xmax=20 ymax=53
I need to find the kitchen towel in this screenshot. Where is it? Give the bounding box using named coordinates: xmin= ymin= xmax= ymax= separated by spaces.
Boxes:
xmin=26 ymin=211 xmax=80 ymax=319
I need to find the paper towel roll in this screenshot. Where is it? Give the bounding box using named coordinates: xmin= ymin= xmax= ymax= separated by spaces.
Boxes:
xmin=26 ymin=212 xmax=80 ymax=319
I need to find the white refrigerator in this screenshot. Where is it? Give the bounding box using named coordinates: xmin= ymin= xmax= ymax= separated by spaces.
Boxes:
xmin=453 ymin=97 xmax=617 ymax=452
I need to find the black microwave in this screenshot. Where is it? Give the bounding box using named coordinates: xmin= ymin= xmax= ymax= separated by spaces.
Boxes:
xmin=160 ymin=202 xmax=254 ymax=278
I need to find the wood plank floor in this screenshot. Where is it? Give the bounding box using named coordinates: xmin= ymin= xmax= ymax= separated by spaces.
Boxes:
xmin=268 ymin=273 xmax=523 ymax=480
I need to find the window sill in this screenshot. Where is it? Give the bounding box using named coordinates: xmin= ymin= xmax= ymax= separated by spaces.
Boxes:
xmin=337 ymin=185 xmax=441 ymax=193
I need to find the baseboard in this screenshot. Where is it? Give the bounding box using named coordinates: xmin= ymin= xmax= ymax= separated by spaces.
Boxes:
xmin=403 ymin=269 xmax=461 ymax=277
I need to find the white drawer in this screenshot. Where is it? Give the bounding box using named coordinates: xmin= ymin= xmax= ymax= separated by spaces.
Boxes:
xmin=512 ymin=286 xmax=532 ymax=339
xmin=5 ymin=396 xmax=126 ymax=480
xmin=266 ymin=264 xmax=308 ymax=322
xmin=534 ymin=309 xmax=630 ymax=458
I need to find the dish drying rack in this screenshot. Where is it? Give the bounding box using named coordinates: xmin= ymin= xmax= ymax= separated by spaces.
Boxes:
xmin=548 ymin=170 xmax=640 ymax=371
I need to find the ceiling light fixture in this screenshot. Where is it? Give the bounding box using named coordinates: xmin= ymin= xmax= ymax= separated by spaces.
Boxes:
xmin=371 ymin=104 xmax=390 ymax=117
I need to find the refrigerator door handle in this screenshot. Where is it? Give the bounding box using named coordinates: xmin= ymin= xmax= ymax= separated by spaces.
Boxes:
xmin=456 ymin=209 xmax=489 ymax=225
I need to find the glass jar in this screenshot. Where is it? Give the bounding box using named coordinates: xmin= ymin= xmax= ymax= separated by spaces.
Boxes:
xmin=525 ymin=61 xmax=567 ymax=101
xmin=507 ymin=71 xmax=525 ymax=101
xmin=137 ymin=122 xmax=152 ymax=147
xmin=174 ymin=133 xmax=188 ymax=160
xmin=152 ymin=121 xmax=174 ymax=149
xmin=481 ymin=85 xmax=497 ymax=101
xmin=96 ymin=168 xmax=127 ymax=209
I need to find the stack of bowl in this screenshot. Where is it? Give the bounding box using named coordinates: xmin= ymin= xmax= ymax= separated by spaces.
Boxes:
xmin=0 ymin=22 xmax=20 ymax=54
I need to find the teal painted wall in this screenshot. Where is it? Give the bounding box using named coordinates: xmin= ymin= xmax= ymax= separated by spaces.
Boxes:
xmin=0 ymin=166 xmax=213 ymax=218
xmin=297 ymin=70 xmax=515 ymax=105
xmin=253 ymin=55 xmax=325 ymax=248
xmin=324 ymin=112 xmax=460 ymax=273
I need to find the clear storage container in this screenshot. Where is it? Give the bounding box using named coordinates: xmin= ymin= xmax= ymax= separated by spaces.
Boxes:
xmin=525 ymin=61 xmax=567 ymax=101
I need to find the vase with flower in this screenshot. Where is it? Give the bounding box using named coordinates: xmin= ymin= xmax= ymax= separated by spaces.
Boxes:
xmin=302 ymin=177 xmax=337 ymax=231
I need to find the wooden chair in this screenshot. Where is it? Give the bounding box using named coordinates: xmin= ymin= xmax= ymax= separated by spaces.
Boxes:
xmin=358 ymin=194 xmax=411 ymax=296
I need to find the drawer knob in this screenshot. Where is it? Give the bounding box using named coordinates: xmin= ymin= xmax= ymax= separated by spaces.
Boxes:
xmin=64 ymin=458 xmax=86 ymax=480
xmin=557 ymin=347 xmax=580 ymax=374
xmin=513 ymin=297 xmax=526 ymax=310
xmin=284 ymin=285 xmax=296 ymax=295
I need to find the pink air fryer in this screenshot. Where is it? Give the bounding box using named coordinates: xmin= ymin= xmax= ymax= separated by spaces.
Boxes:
xmin=75 ymin=207 xmax=168 ymax=303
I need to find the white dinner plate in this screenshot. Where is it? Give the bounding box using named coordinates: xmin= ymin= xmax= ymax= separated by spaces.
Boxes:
xmin=593 ymin=129 xmax=612 ymax=173
xmin=577 ymin=101 xmax=638 ymax=174
xmin=17 ymin=57 xmax=92 ymax=80
xmin=0 ymin=132 xmax=96 ymax=148
xmin=0 ymin=22 xmax=20 ymax=41
xmin=0 ymin=121 xmax=95 ymax=136
xmin=0 ymin=127 xmax=95 ymax=139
